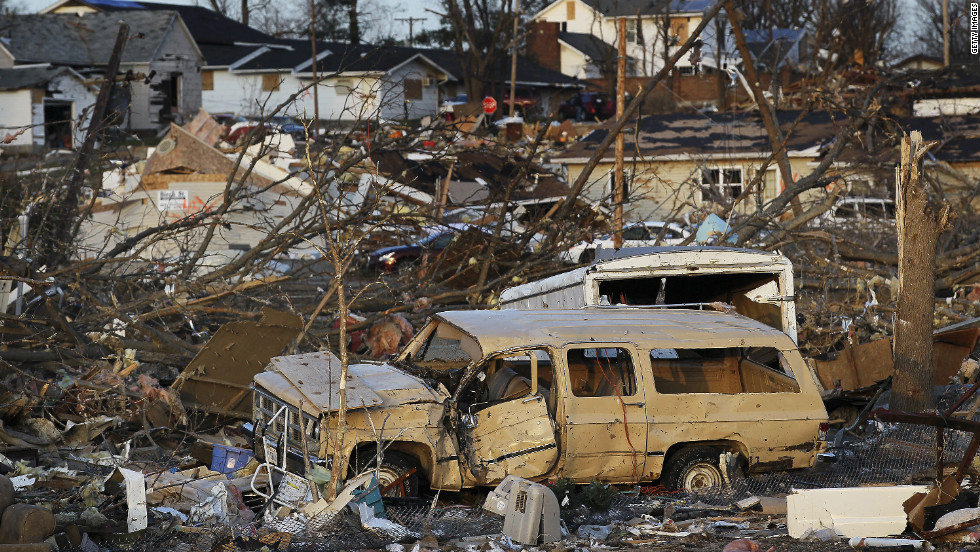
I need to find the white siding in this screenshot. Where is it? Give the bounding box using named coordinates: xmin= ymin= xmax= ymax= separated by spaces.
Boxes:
xmin=49 ymin=73 xmax=97 ymax=148
xmin=126 ymin=19 xmax=202 ymax=131
xmin=535 ymin=0 xmax=707 ymax=77
xmin=377 ymin=59 xmax=442 ymax=121
xmin=0 ymin=90 xmax=35 ymax=147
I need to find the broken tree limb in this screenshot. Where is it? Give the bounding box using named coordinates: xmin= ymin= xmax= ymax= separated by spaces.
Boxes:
xmin=891 ymin=131 xmax=951 ymax=413
xmin=725 ymin=0 xmax=802 ymax=217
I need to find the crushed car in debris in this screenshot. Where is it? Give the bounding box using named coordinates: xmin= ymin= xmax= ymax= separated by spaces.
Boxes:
xmin=252 ymin=308 xmax=828 ymax=496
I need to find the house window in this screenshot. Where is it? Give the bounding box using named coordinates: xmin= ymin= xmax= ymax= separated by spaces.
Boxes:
xmin=169 ymin=74 xmax=180 ymax=109
xmin=626 ymin=19 xmax=638 ymax=44
xmin=404 ymin=79 xmax=423 ymax=100
xmin=678 ymin=65 xmax=696 ymax=75
xmin=262 ymin=73 xmax=281 ymax=92
xmin=566 ymin=0 xmax=575 ymax=20
xmin=700 ymin=167 xmax=743 ymax=201
xmin=606 ymin=169 xmax=631 ymax=203
xmin=201 ymin=70 xmax=214 ymax=91
xmin=335 ymin=79 xmax=353 ymax=95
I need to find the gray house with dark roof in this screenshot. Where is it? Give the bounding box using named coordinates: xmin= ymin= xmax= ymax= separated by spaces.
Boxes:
xmin=1 ymin=10 xmax=203 ymax=133
xmin=0 ymin=64 xmax=96 ymax=151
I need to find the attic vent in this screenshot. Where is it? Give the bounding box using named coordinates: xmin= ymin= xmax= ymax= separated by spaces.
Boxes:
xmin=156 ymin=138 xmax=176 ymax=156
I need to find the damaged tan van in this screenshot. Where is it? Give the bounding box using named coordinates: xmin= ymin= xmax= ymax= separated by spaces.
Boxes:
xmin=252 ymin=309 xmax=828 ymax=495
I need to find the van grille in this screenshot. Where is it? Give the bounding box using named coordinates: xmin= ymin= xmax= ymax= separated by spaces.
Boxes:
xmin=252 ymin=386 xmax=321 ymax=459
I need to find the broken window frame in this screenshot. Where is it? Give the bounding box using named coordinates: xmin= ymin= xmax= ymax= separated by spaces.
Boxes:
xmin=563 ymin=344 xmax=639 ymax=398
xmin=605 ymin=168 xmax=632 ymax=204
xmin=647 ymin=346 xmax=801 ymax=395
xmin=699 ymin=166 xmax=744 ymax=202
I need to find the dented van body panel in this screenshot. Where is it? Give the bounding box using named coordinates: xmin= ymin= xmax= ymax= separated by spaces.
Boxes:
xmin=252 ymin=309 xmax=826 ymax=491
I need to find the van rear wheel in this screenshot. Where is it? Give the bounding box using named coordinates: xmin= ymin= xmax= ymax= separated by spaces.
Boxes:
xmin=663 ymin=446 xmax=724 ymax=491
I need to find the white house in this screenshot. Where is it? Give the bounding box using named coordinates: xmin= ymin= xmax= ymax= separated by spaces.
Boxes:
xmin=0 ymin=11 xmax=203 ymax=133
xmin=200 ymin=40 xmax=456 ymax=123
xmin=0 ymin=65 xmax=96 ymax=153
xmin=530 ymin=0 xmax=730 ymax=78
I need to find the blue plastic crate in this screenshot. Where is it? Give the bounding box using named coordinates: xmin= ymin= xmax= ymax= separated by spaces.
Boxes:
xmin=211 ymin=444 xmax=254 ymax=474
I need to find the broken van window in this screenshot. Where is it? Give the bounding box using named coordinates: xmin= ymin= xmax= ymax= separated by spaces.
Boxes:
xmin=566 ymin=347 xmax=637 ymax=397
xmin=649 ymin=347 xmax=801 ymax=394
xmin=411 ymin=334 xmax=472 ymax=365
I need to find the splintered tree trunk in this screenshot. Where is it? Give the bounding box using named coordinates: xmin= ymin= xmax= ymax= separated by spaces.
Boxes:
xmin=891 ymin=131 xmax=950 ymax=413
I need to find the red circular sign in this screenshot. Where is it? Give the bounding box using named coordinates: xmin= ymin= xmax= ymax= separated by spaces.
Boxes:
xmin=482 ymin=96 xmax=497 ymax=114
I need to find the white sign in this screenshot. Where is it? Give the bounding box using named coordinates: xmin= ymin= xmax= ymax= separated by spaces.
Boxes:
xmin=158 ymin=190 xmax=188 ymax=211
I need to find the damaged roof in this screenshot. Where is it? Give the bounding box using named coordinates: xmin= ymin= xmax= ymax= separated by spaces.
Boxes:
xmin=559 ymin=32 xmax=618 ymax=63
xmin=0 ymin=64 xmax=83 ymax=90
xmin=0 ymin=11 xmax=194 ymax=66
xmin=43 ymin=0 xmax=273 ymax=45
xmin=434 ymin=308 xmax=792 ymax=360
xmin=575 ymin=0 xmax=711 ymax=16
xmin=370 ymin=149 xmax=568 ymax=204
xmin=898 ymin=115 xmax=980 ymax=164
xmin=554 ymin=110 xmax=843 ymax=163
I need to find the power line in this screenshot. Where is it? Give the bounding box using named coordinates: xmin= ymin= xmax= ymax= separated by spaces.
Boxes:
xmin=396 ymin=17 xmax=426 ymax=48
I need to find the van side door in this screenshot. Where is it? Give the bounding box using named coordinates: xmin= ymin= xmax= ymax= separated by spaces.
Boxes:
xmin=460 ymin=349 xmax=559 ymax=484
xmin=558 ymin=344 xmax=648 ymax=483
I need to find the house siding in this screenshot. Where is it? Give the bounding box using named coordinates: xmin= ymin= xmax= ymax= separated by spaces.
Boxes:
xmin=50 ymin=73 xmax=97 ymax=148
xmin=378 ymin=59 xmax=441 ymax=120
xmin=126 ymin=19 xmax=202 ymax=131
xmin=79 ymin=179 xmax=308 ymax=265
xmin=0 ymin=89 xmax=35 ymax=147
xmin=565 ymin=156 xmax=817 ymax=222
xmin=535 ymin=0 xmax=705 ymax=77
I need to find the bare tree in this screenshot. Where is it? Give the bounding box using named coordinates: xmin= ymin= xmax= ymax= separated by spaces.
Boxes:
xmin=810 ymin=0 xmax=898 ymax=71
xmin=915 ymin=0 xmax=973 ymax=61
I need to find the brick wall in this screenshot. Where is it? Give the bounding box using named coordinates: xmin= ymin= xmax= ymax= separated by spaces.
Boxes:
xmin=526 ymin=21 xmax=561 ymax=73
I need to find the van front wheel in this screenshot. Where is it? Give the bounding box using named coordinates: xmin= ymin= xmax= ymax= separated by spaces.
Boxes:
xmin=662 ymin=446 xmax=724 ymax=491
xmin=354 ymin=450 xmax=421 ymax=497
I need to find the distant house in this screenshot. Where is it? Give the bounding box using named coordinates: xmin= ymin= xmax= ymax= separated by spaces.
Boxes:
xmin=528 ymin=0 xmax=726 ymax=78
xmin=0 ymin=10 xmax=203 ymax=133
xmin=38 ymin=0 xmax=580 ymax=124
xmin=551 ymin=111 xmax=843 ymax=221
xmin=200 ymin=41 xmax=456 ymax=122
xmin=0 ymin=64 xmax=96 ymax=152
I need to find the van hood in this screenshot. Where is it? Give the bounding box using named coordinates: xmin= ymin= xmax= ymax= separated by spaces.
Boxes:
xmin=254 ymin=351 xmax=446 ymax=415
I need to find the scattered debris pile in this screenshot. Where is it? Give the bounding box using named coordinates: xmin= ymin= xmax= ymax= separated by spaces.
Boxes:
xmin=2 ymin=370 xmax=980 ymax=551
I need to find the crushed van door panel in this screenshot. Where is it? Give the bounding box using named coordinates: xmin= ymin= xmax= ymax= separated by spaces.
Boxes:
xmin=463 ymin=394 xmax=558 ymax=482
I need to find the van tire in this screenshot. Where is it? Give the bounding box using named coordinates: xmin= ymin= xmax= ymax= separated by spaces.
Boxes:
xmin=662 ymin=446 xmax=725 ymax=491
xmin=354 ymin=449 xmax=421 ymax=497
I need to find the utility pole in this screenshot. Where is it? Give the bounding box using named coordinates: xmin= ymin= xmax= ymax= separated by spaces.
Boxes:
xmin=396 ymin=17 xmax=426 ymax=48
xmin=508 ymin=0 xmax=520 ymax=118
xmin=943 ymin=0 xmax=950 ymax=67
xmin=613 ymin=17 xmax=625 ymax=249
xmin=310 ymin=0 xmax=320 ymax=140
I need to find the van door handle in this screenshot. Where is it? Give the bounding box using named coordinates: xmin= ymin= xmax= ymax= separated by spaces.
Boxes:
xmin=624 ymin=402 xmax=644 ymax=407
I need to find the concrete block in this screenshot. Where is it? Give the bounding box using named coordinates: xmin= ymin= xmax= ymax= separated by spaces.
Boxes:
xmin=786 ymin=485 xmax=928 ymax=538
xmin=0 ymin=505 xmax=56 ymax=544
